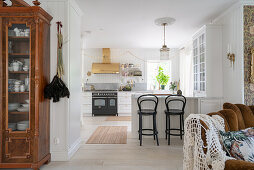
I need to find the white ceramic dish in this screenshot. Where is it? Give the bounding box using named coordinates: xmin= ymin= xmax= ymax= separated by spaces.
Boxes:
xmin=21 ymin=104 xmax=29 ymax=108
xmin=17 ymin=107 xmax=29 ymax=112
xmin=18 ymin=120 xmax=29 ymax=124
xmin=17 ymin=123 xmax=29 ymax=131
xmin=25 ymin=99 xmax=29 ymax=104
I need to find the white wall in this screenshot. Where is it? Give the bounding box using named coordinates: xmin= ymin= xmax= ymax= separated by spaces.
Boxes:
xmin=25 ymin=0 xmax=83 ymax=161
xmin=68 ymin=1 xmax=82 ymax=158
xmin=212 ymin=2 xmax=245 ymax=103
xmin=82 ymin=48 xmax=180 ymax=85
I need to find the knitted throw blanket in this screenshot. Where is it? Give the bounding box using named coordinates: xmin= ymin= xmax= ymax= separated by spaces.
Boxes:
xmin=183 ymin=114 xmax=233 ymax=170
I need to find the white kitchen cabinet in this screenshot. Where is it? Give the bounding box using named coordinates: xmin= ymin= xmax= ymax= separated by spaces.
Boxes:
xmin=82 ymin=92 xmax=92 ymax=116
xmin=198 ymin=98 xmax=223 ymax=114
xmin=193 ymin=25 xmax=223 ymax=98
xmin=118 ymin=92 xmax=132 ymax=115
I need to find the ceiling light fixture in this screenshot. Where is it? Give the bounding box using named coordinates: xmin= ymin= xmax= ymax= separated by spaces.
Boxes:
xmin=155 ymin=17 xmax=176 ymax=60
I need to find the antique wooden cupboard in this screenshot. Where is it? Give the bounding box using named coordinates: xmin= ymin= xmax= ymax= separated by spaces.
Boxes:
xmin=0 ymin=0 xmax=52 ymax=169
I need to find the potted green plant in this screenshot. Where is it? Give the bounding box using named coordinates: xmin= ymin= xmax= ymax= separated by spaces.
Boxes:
xmin=170 ymin=81 xmax=177 ymax=94
xmin=156 ymin=66 xmax=169 ymax=90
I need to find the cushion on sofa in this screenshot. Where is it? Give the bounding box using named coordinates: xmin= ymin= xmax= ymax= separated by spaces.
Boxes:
xmin=218 ymin=109 xmax=239 ymax=131
xmin=224 ymin=103 xmax=246 ymax=130
xmin=220 ymin=127 xmax=254 ymax=163
xmin=236 ymin=104 xmax=254 ymax=128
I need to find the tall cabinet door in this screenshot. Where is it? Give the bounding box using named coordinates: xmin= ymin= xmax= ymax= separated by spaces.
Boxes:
xmin=1 ymin=18 xmax=35 ymax=163
xmin=193 ymin=29 xmax=206 ymax=97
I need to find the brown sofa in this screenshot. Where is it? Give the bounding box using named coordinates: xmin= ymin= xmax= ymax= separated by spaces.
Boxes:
xmin=201 ymin=103 xmax=254 ymax=170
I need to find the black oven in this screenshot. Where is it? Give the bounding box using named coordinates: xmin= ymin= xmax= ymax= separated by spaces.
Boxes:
xmin=92 ymin=91 xmax=118 ymax=116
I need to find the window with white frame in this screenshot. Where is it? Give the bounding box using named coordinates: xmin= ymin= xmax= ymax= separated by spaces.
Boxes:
xmin=147 ymin=61 xmax=171 ymax=90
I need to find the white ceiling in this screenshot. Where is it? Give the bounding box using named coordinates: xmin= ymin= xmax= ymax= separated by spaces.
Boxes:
xmin=77 ymin=0 xmax=239 ymax=48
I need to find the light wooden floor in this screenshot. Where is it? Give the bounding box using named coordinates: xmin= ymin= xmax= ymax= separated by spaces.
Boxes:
xmin=11 ymin=116 xmax=184 ymax=170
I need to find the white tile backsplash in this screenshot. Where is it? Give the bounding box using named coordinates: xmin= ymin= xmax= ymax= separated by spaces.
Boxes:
xmin=82 ymin=48 xmax=180 ymax=84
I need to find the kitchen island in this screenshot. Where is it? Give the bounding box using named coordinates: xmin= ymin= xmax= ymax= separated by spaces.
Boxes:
xmin=131 ymin=93 xmax=223 ymax=138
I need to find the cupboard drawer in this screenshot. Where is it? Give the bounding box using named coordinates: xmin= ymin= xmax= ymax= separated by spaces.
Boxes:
xmin=118 ymin=104 xmax=131 ymax=113
xmin=82 ymin=97 xmax=92 ymax=105
xmin=118 ymin=96 xmax=131 ymax=105
xmin=82 ymin=104 xmax=92 ymax=113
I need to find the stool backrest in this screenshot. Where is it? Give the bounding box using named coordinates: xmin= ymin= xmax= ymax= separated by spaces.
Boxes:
xmin=165 ymin=95 xmax=186 ymax=112
xmin=137 ymin=94 xmax=158 ymax=112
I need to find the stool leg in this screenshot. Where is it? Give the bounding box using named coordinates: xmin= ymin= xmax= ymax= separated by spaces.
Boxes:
xmin=165 ymin=114 xmax=168 ymax=139
xmin=139 ymin=114 xmax=142 ymax=146
xmin=168 ymin=115 xmax=171 ymax=145
xmin=153 ymin=115 xmax=159 ymax=146
xmin=182 ymin=114 xmax=185 ymax=135
xmin=180 ymin=114 xmax=183 ymax=140
xmin=153 ymin=115 xmax=155 ymax=140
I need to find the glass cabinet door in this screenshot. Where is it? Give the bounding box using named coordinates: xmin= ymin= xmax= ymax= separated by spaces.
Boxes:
xmin=7 ymin=24 xmax=30 ymax=132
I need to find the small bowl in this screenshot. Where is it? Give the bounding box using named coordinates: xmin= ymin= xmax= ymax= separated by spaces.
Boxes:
xmin=23 ymin=67 xmax=29 ymax=72
xmin=21 ymin=104 xmax=29 ymax=108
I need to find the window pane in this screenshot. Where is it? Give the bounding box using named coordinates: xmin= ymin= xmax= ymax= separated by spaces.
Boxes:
xmin=147 ymin=61 xmax=171 ymax=90
xmin=200 ymin=63 xmax=205 ymax=72
xmin=200 ymin=53 xmax=205 ymax=63
xmin=200 ymin=73 xmax=205 ymax=81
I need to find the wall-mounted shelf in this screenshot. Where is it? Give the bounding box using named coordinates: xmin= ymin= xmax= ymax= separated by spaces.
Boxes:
xmin=120 ymin=64 xmax=142 ymax=77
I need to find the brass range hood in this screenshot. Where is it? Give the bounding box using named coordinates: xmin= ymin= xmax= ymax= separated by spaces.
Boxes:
xmin=92 ymin=48 xmax=120 ymax=74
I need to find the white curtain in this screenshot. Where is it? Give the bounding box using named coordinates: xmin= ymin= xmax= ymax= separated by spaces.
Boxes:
xmin=180 ymin=43 xmax=193 ymax=97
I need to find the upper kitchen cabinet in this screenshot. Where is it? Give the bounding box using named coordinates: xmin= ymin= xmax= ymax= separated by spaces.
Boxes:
xmin=0 ymin=0 xmax=52 ymax=169
xmin=192 ymin=25 xmax=223 ymax=97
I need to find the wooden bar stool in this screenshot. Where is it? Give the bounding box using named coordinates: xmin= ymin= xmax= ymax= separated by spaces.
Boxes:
xmin=164 ymin=95 xmax=186 ymax=145
xmin=137 ymin=94 xmax=159 ymax=146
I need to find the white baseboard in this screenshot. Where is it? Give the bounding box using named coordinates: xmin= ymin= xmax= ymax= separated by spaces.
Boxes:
xmin=51 ymin=151 xmax=69 ymax=161
xmin=51 ymin=137 xmax=81 ymax=161
xmin=68 ymin=137 xmax=81 ymax=159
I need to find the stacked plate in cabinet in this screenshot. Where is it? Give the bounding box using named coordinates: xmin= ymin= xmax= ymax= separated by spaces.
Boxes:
xmin=8 ymin=121 xmax=29 ymax=131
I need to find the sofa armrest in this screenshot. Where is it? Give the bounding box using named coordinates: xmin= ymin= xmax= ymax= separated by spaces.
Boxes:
xmin=249 ymin=106 xmax=254 ymax=115
xmin=225 ymin=159 xmax=254 ymax=170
